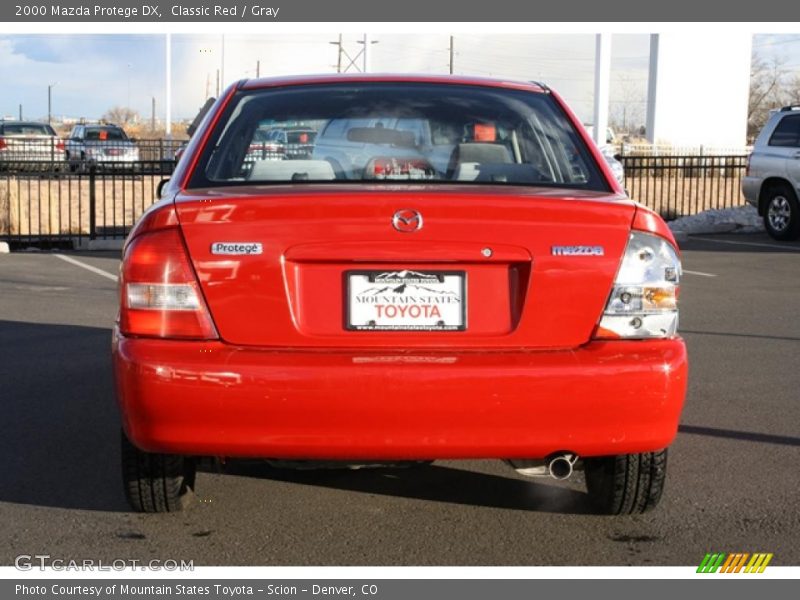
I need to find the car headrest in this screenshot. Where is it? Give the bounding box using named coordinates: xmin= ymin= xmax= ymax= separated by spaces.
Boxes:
xmin=249 ymin=160 xmax=336 ymax=181
xmin=453 ymin=143 xmax=513 ymax=164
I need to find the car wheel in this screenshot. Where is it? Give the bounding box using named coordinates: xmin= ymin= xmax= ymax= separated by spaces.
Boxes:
xmin=763 ymin=184 xmax=800 ymax=241
xmin=120 ymin=429 xmax=196 ymax=513
xmin=66 ymin=153 xmax=78 ymax=173
xmin=326 ymin=158 xmax=346 ymax=180
xmin=584 ymin=449 xmax=667 ymax=515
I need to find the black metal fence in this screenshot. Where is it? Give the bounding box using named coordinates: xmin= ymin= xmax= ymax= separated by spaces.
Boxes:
xmin=130 ymin=139 xmax=185 ymax=162
xmin=1 ymin=160 xmax=174 ymax=247
xmin=0 ymin=137 xmax=184 ymax=163
xmin=0 ymin=152 xmax=751 ymax=248
xmin=619 ymin=154 xmax=749 ymax=219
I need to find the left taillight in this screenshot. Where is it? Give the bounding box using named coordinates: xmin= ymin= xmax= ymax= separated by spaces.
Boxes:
xmin=594 ymin=231 xmax=681 ymax=340
xmin=119 ymin=213 xmax=218 ymax=340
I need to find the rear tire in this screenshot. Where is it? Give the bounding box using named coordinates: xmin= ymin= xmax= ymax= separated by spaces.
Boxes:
xmin=763 ymin=184 xmax=800 ymax=241
xmin=120 ymin=429 xmax=196 ymax=513
xmin=584 ymin=449 xmax=668 ymax=515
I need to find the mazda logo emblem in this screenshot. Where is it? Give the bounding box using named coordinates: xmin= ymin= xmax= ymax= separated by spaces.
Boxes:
xmin=392 ymin=209 xmax=423 ymax=233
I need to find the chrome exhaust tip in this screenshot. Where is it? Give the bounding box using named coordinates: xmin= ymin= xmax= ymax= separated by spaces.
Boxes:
xmin=547 ymin=454 xmax=576 ymax=480
xmin=506 ymin=453 xmax=578 ymax=480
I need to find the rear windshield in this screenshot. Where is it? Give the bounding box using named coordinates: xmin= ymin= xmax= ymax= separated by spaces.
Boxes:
xmin=192 ymin=83 xmax=609 ymax=191
xmin=2 ymin=123 xmax=55 ymax=136
xmin=85 ymin=127 xmax=128 ymax=141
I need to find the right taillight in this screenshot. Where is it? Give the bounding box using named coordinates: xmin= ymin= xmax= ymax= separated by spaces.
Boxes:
xmin=0 ymin=137 xmax=6 ymax=150
xmin=119 ymin=216 xmax=218 ymax=340
xmin=594 ymin=231 xmax=681 ymax=340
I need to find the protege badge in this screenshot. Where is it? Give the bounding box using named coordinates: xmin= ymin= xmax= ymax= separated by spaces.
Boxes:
xmin=211 ymin=242 xmax=263 ymax=255
xmin=551 ymin=245 xmax=604 ymax=256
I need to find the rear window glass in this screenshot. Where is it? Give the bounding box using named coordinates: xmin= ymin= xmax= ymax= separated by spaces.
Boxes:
xmin=2 ymin=123 xmax=54 ymax=136
xmin=192 ymin=83 xmax=608 ymax=191
xmin=769 ymin=115 xmax=800 ymax=148
xmin=85 ymin=127 xmax=128 ymax=141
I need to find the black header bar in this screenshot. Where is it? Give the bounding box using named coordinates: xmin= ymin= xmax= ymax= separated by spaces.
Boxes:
xmin=3 ymin=1 xmax=800 ymax=22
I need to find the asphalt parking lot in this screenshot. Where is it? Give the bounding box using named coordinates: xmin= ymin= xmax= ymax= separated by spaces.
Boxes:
xmin=0 ymin=232 xmax=798 ymax=566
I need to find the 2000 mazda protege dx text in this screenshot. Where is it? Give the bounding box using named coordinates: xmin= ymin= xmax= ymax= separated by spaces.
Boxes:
xmin=113 ymin=74 xmax=687 ymax=515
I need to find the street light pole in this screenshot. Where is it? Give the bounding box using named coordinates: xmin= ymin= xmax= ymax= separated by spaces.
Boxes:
xmin=220 ymin=34 xmax=225 ymax=90
xmin=166 ymin=33 xmax=172 ymax=140
xmin=47 ymin=82 xmax=58 ymax=125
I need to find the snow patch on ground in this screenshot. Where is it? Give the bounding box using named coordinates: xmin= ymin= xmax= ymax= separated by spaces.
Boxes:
xmin=668 ymin=205 xmax=763 ymax=236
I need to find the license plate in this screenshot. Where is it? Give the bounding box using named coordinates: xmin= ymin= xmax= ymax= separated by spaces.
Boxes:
xmin=346 ymin=270 xmax=466 ymax=331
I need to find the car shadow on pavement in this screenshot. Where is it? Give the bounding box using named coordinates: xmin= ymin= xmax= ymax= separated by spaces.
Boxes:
xmin=0 ymin=320 xmax=128 ymax=512
xmin=679 ymin=424 xmax=800 ymax=447
xmin=680 ymin=233 xmax=800 ymax=253
xmin=208 ymin=460 xmax=598 ymax=515
xmin=681 ymin=329 xmax=800 ymax=343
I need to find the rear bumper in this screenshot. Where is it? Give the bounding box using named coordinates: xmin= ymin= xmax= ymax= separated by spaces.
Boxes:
xmin=113 ymin=332 xmax=688 ymax=460
xmin=741 ymin=176 xmax=761 ymax=209
xmin=89 ymin=157 xmax=139 ymax=165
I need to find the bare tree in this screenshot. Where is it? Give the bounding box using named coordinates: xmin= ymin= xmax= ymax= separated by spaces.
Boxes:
xmin=102 ymin=106 xmax=140 ymax=127
xmin=609 ymin=74 xmax=647 ymax=138
xmin=783 ymin=72 xmax=800 ymax=107
xmin=748 ymin=53 xmax=788 ymax=139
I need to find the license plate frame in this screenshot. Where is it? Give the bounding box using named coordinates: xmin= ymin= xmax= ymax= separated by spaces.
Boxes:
xmin=345 ymin=269 xmax=467 ymax=332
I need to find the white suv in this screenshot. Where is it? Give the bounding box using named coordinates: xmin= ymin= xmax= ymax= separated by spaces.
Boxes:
xmin=743 ymin=106 xmax=800 ymax=240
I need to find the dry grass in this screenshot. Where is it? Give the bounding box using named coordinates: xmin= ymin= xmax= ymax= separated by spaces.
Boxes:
xmin=0 ymin=171 xmax=749 ymax=239
xmin=625 ymin=174 xmax=746 ymax=219
xmin=0 ymin=174 xmax=162 ymax=238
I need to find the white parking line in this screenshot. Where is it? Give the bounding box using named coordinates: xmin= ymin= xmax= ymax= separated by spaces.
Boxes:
xmin=683 ymin=269 xmax=717 ymax=277
xmin=692 ymin=236 xmax=800 ymax=252
xmin=54 ymin=253 xmax=118 ymax=282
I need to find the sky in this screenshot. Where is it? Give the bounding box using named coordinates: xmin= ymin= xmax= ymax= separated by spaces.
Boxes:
xmin=0 ymin=33 xmax=798 ymax=125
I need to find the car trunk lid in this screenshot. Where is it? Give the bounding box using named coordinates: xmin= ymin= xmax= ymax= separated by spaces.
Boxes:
xmin=175 ymin=184 xmax=634 ymax=349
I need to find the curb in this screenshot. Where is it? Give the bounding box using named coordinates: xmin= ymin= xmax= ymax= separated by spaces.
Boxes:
xmin=74 ymin=239 xmax=124 ymax=251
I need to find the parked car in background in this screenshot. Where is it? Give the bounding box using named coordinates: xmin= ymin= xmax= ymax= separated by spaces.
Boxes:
xmin=265 ymin=126 xmax=318 ymax=159
xmin=173 ymin=142 xmax=188 ymax=163
xmin=65 ymin=124 xmax=139 ymax=171
xmin=243 ymin=127 xmax=287 ymax=164
xmin=599 ymin=145 xmax=625 ymax=187
xmin=242 ymin=126 xmax=320 ymax=168
xmin=0 ymin=121 xmax=64 ymax=167
xmin=743 ymin=106 xmax=800 ymax=240
xmin=115 ymin=75 xmax=686 ymax=515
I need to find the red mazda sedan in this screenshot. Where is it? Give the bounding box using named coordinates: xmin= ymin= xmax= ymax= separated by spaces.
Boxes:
xmin=113 ymin=74 xmax=687 ymax=514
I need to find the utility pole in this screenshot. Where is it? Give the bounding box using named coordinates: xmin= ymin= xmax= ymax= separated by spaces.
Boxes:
xmin=220 ymin=34 xmax=225 ymax=90
xmin=18 ymin=104 xmax=22 ymax=120
xmin=127 ymin=63 xmax=132 ymax=110
xmin=361 ymin=34 xmax=371 ymax=73
xmin=449 ymin=36 xmax=454 ymax=74
xmin=256 ymin=60 xmax=260 ymax=78
xmin=47 ymin=82 xmax=57 ymax=125
xmin=166 ymin=32 xmax=172 ymax=140
xmin=332 ymin=35 xmax=377 ymax=73
xmin=330 ymin=34 xmax=343 ymax=73
xmin=151 ymin=96 xmax=156 ymax=132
